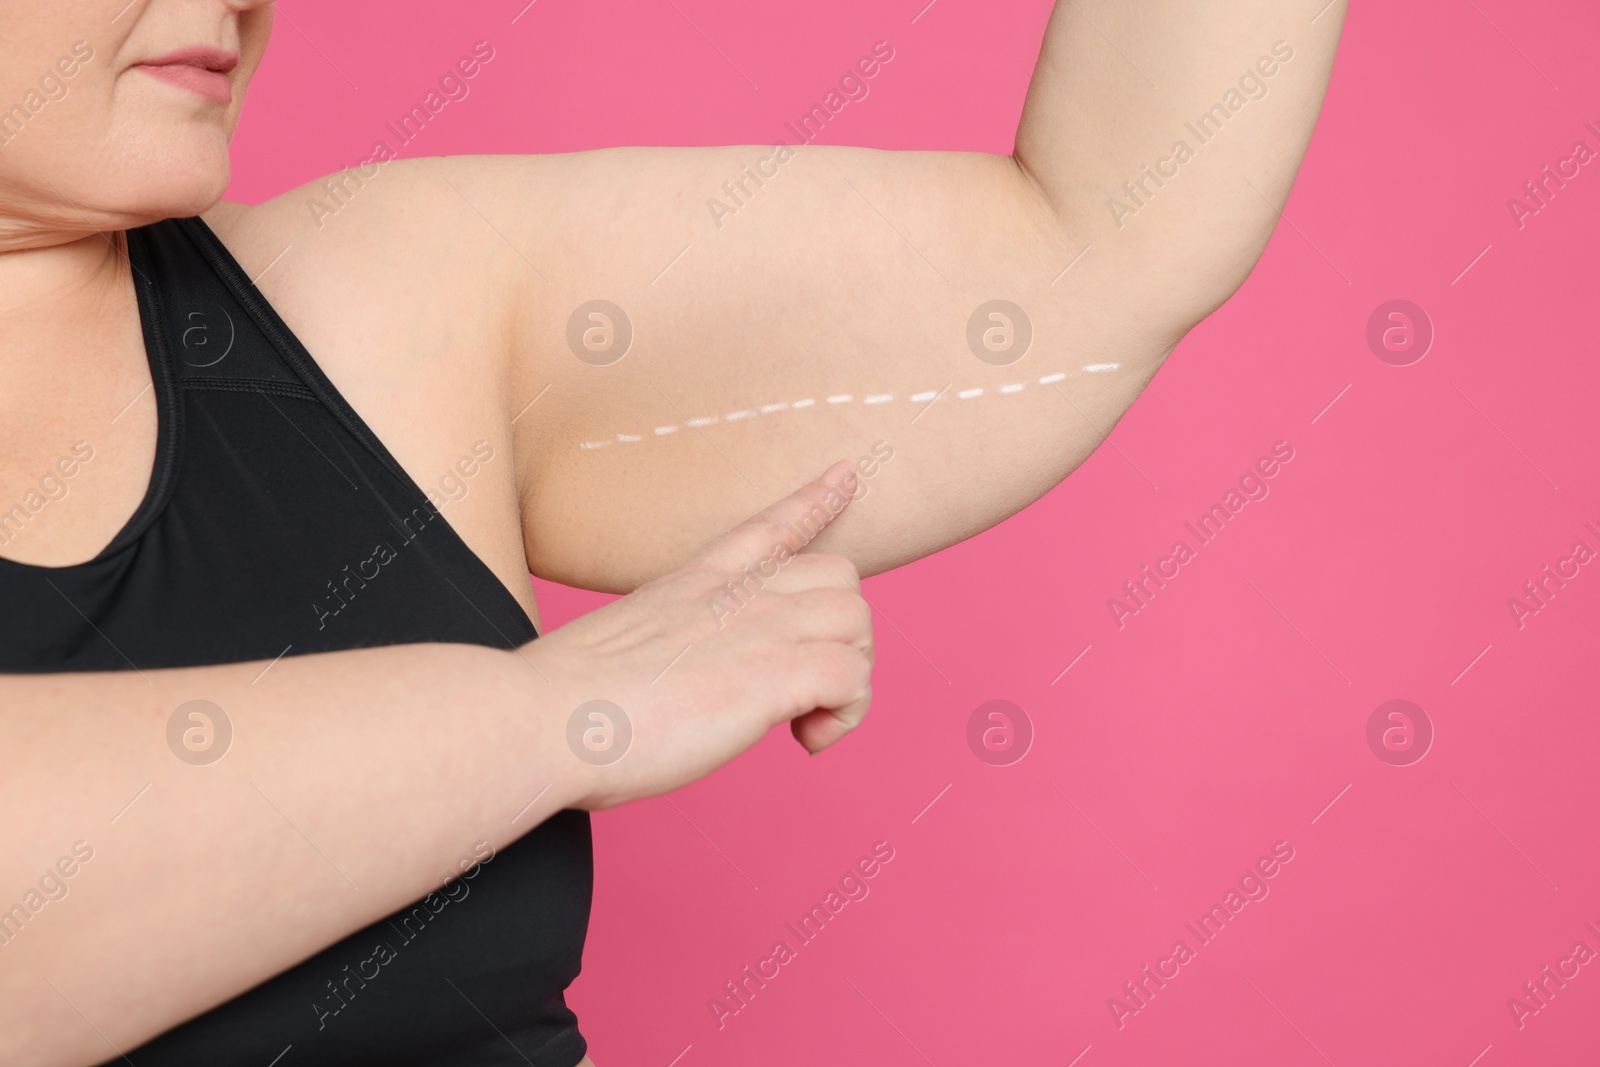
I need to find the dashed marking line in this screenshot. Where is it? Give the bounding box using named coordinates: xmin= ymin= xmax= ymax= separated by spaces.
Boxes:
xmin=576 ymin=366 xmax=1129 ymax=450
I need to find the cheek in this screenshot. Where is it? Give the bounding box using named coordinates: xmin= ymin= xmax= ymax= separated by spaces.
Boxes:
xmin=1 ymin=72 xmax=232 ymax=225
xmin=37 ymin=5 xmax=272 ymax=219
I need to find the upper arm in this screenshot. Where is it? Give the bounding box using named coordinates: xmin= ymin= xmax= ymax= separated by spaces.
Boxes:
xmin=462 ymin=146 xmax=1141 ymax=592
xmin=428 ymin=4 xmax=1345 ymax=593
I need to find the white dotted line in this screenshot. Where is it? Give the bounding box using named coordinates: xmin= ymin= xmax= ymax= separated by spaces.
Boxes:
xmin=578 ymin=364 xmax=1122 ymax=450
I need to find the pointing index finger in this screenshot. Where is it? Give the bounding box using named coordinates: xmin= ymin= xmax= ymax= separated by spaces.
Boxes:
xmin=692 ymin=460 xmax=859 ymax=571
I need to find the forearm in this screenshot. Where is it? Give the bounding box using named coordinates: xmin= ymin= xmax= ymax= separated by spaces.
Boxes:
xmin=0 ymin=642 xmax=581 ymax=1066
xmin=1016 ymin=0 xmax=1348 ymax=328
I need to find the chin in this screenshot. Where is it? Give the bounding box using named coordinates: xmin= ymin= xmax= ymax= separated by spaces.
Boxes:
xmin=80 ymin=131 xmax=234 ymax=225
xmin=124 ymin=165 xmax=232 ymax=222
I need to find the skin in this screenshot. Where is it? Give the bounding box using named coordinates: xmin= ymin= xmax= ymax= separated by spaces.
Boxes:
xmin=0 ymin=1 xmax=1346 ymax=1064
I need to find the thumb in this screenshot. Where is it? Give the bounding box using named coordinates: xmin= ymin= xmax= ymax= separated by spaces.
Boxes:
xmin=690 ymin=460 xmax=859 ymax=571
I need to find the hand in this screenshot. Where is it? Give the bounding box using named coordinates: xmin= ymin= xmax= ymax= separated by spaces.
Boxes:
xmin=527 ymin=460 xmax=875 ymax=810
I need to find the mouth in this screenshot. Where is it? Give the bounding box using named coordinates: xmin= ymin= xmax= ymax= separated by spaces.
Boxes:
xmin=134 ymin=47 xmax=239 ymax=104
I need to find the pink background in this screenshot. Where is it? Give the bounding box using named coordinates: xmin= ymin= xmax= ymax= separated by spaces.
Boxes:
xmin=230 ymin=2 xmax=1600 ymax=1063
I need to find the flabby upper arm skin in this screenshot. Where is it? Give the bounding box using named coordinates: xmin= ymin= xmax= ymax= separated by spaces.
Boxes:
xmin=259 ymin=2 xmax=1345 ymax=595
xmin=478 ymin=145 xmax=1154 ymax=592
xmin=480 ymin=6 xmax=1345 ymax=592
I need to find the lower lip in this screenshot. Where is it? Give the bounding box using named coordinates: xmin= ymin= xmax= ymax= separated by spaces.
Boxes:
xmin=136 ymin=63 xmax=232 ymax=104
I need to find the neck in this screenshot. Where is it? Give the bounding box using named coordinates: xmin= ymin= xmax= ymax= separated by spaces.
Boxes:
xmin=0 ymin=228 xmax=126 ymax=319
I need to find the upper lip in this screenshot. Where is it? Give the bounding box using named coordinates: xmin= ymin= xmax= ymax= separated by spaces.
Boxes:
xmin=137 ymin=46 xmax=239 ymax=73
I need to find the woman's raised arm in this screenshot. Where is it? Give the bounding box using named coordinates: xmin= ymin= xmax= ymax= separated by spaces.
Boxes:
xmin=463 ymin=0 xmax=1348 ymax=591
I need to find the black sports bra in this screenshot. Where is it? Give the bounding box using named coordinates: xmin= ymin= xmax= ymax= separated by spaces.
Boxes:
xmin=0 ymin=217 xmax=591 ymax=1066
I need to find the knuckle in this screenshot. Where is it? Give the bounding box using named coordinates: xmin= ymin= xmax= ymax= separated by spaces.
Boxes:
xmin=816 ymin=587 xmax=862 ymax=622
xmin=818 ymin=589 xmax=871 ymax=633
xmin=836 ymin=646 xmax=873 ymax=689
xmin=822 ymin=553 xmax=862 ymax=588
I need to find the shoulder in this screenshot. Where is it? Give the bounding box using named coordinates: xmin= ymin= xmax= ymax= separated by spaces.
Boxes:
xmin=201 ymin=156 xmax=518 ymax=286
xmin=196 ymin=157 xmax=536 ymax=377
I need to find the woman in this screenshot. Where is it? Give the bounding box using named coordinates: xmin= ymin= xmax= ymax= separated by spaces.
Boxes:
xmin=0 ymin=1 xmax=1344 ymax=1064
